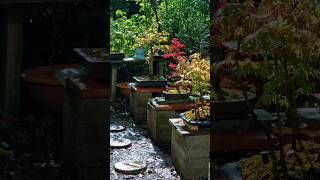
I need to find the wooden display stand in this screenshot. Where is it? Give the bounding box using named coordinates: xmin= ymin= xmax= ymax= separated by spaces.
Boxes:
xmin=63 ymin=78 xmax=109 ymax=180
xmin=170 ymin=118 xmax=209 ymax=179
xmin=129 ymin=85 xmax=166 ymax=125
xmin=147 ymin=99 xmax=197 ymax=146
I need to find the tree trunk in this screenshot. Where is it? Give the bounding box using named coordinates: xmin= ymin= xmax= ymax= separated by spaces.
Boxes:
xmin=149 ymin=49 xmax=154 ymax=76
xmin=151 ymin=0 xmax=161 ymax=32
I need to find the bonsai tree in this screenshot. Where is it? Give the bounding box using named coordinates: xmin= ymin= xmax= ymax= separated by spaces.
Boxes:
xmin=175 ymin=53 xmax=210 ymax=98
xmin=162 ymin=37 xmax=188 ymax=80
xmin=214 ymin=0 xmax=320 ymax=178
xmin=175 ymin=53 xmax=210 ymax=121
xmin=133 ymin=23 xmax=169 ymax=76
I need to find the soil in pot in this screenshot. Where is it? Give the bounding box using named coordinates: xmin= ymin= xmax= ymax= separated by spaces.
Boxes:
xmin=180 ymin=106 xmax=211 ymax=129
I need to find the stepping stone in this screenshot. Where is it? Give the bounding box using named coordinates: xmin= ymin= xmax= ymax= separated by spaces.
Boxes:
xmin=114 ymin=161 xmax=146 ymax=175
xmin=110 ymin=125 xmax=126 ymax=132
xmin=110 ymin=139 xmax=132 ymax=149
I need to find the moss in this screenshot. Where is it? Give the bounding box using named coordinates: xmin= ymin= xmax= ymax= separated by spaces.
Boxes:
xmin=241 ymin=141 xmax=320 ymax=179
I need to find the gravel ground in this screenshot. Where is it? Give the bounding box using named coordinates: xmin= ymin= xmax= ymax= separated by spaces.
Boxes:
xmin=0 ymin=114 xmax=64 ymax=180
xmin=109 ymin=98 xmax=181 ymax=180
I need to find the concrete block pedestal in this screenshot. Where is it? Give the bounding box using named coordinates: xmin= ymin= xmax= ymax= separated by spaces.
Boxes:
xmin=63 ymin=78 xmax=109 ymax=180
xmin=170 ymin=118 xmax=209 ymax=179
xmin=129 ymin=85 xmax=165 ymax=125
xmin=147 ymin=99 xmax=197 ymax=146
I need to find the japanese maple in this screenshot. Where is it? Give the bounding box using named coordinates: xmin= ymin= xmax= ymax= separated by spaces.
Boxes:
xmin=162 ymin=38 xmax=188 ymax=79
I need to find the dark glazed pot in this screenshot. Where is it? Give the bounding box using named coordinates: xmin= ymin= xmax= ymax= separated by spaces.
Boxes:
xmin=75 ymin=48 xmax=125 ymax=82
xmin=211 ymin=92 xmax=256 ymax=119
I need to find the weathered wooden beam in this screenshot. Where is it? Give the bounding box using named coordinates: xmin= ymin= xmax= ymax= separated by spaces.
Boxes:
xmin=0 ymin=7 xmax=24 ymax=115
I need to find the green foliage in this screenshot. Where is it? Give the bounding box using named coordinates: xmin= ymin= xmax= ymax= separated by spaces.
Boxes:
xmin=175 ymin=53 xmax=210 ymax=96
xmin=132 ymin=23 xmax=169 ymax=59
xmin=110 ymin=0 xmax=154 ymax=57
xmin=111 ymin=0 xmax=211 ymax=57
xmin=158 ymin=0 xmax=210 ymax=55
xmin=214 ymin=0 xmax=320 ymax=108
xmin=110 ymin=0 xmax=139 ymax=18
xmin=110 ymin=10 xmax=148 ymax=57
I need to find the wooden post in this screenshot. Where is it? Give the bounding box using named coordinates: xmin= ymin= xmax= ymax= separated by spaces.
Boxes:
xmin=0 ymin=7 xmax=24 ymax=115
xmin=110 ymin=65 xmax=118 ymax=102
xmin=153 ymin=60 xmax=163 ymax=76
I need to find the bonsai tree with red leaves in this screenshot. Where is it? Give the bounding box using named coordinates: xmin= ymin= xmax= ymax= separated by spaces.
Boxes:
xmin=162 ymin=38 xmax=188 ymax=80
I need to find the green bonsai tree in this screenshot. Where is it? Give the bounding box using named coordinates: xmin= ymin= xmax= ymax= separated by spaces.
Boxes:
xmin=133 ymin=23 xmax=169 ymax=75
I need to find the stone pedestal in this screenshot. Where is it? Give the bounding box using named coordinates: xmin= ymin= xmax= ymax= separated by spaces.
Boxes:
xmin=170 ymin=118 xmax=209 ymax=179
xmin=129 ymin=85 xmax=165 ymax=125
xmin=63 ymin=78 xmax=109 ymax=180
xmin=147 ymin=99 xmax=196 ymax=146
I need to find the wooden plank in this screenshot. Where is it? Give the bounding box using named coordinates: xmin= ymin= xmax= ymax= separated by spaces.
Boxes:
xmin=0 ymin=7 xmax=24 ymax=115
xmin=110 ymin=65 xmax=117 ymax=101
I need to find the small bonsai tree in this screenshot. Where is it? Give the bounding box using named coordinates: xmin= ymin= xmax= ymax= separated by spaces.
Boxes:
xmin=133 ymin=23 xmax=169 ymax=76
xmin=175 ymin=53 xmax=210 ymax=97
xmin=175 ymin=53 xmax=210 ymax=120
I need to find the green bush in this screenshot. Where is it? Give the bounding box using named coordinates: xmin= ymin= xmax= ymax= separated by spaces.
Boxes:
xmin=158 ymin=0 xmax=210 ymax=55
xmin=110 ymin=0 xmax=154 ymax=57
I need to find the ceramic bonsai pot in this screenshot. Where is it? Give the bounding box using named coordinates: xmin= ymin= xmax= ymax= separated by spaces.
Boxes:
xmin=162 ymin=90 xmax=189 ymax=100
xmin=21 ymin=64 xmax=80 ymax=116
xmin=116 ymin=82 xmax=131 ymax=97
xmin=211 ymin=91 xmax=256 ymax=119
xmin=133 ymin=75 xmax=167 ymax=87
xmin=75 ymin=48 xmax=124 ymax=82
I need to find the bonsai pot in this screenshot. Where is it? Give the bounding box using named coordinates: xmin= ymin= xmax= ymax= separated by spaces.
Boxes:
xmin=271 ymin=123 xmax=307 ymax=135
xmin=21 ymin=64 xmax=80 ymax=117
xmin=116 ymin=82 xmax=131 ymax=97
xmin=179 ymin=111 xmax=211 ymax=129
xmin=133 ymin=75 xmax=167 ymax=87
xmin=162 ymin=90 xmax=189 ymax=100
xmin=75 ymin=48 xmax=124 ymax=82
xmin=211 ymin=90 xmax=256 ymax=119
xmin=134 ymin=48 xmax=145 ymax=61
xmin=106 ymin=52 xmax=125 ymax=60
